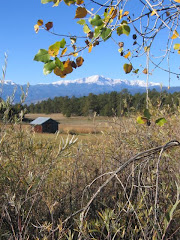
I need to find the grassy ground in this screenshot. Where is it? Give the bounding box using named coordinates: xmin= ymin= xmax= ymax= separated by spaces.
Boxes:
xmin=25 ymin=113 xmax=113 ymax=135
xmin=0 ymin=113 xmax=180 ymax=239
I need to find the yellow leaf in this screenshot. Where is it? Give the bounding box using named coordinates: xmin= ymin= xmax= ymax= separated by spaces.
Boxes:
xmin=144 ymin=46 xmax=150 ymax=52
xmin=53 ymin=0 xmax=61 ymax=7
xmin=88 ymin=44 xmax=93 ymax=53
xmin=171 ymin=30 xmax=179 ymax=39
xmin=73 ymin=52 xmax=78 ymax=57
xmin=75 ymin=7 xmax=87 ymax=18
xmin=124 ymin=51 xmax=131 ymax=59
xmin=61 ymin=47 xmax=67 ymax=57
xmin=174 ymin=0 xmax=180 ymax=2
xmin=48 ymin=42 xmax=60 ymax=57
xmin=123 ymin=11 xmax=129 ymax=17
xmin=34 ymin=24 xmax=39 ymax=33
xmin=118 ymin=9 xmax=123 ymax=20
xmin=151 ymin=10 xmax=157 ymax=16
xmin=109 ymin=7 xmax=117 ymax=19
xmin=37 ymin=19 xmax=43 ymax=26
xmin=76 ymin=57 xmax=84 ymax=67
xmin=178 ymin=50 xmax=180 ymax=54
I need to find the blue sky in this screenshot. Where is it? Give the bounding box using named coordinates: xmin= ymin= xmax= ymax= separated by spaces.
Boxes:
xmin=1 ymin=0 xmax=180 ymax=86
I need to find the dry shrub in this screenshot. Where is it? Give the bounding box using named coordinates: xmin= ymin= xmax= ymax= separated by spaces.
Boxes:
xmin=0 ymin=114 xmax=179 ymax=239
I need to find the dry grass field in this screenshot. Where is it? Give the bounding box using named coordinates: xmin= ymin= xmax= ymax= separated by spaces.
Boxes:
xmin=25 ymin=113 xmax=113 ymax=135
xmin=0 ymin=112 xmax=180 ymax=239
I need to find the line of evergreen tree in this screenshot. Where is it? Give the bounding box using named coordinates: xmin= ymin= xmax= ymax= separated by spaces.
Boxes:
xmin=26 ymin=89 xmax=180 ymax=117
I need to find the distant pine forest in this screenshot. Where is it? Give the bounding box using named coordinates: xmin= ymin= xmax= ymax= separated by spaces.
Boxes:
xmin=25 ymin=89 xmax=180 ymax=117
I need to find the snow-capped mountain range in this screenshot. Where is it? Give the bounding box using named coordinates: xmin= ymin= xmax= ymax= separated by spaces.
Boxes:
xmin=0 ymin=75 xmax=179 ymax=104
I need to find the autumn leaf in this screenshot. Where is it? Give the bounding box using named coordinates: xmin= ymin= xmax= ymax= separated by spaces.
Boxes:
xmin=37 ymin=19 xmax=43 ymax=26
xmin=71 ymin=61 xmax=77 ymax=69
xmin=109 ymin=7 xmax=117 ymax=19
xmin=173 ymin=43 xmax=180 ymax=50
xmin=63 ymin=59 xmax=73 ymax=74
xmin=61 ymin=47 xmax=67 ymax=56
xmin=88 ymin=44 xmax=93 ymax=53
xmin=118 ymin=9 xmax=123 ymax=20
xmin=54 ymin=67 xmax=66 ymax=78
xmin=48 ymin=42 xmax=61 ymax=57
xmin=144 ymin=46 xmax=150 ymax=52
xmin=137 ymin=116 xmax=148 ymax=124
xmin=123 ymin=63 xmax=132 ymax=74
xmin=151 ymin=10 xmax=157 ymax=16
xmin=45 ymin=22 xmax=53 ymax=30
xmin=76 ymin=57 xmax=84 ymax=67
xmin=53 ymin=0 xmax=61 ymax=6
xmin=171 ymin=30 xmax=179 ymax=39
xmin=123 ymin=11 xmax=129 ymax=17
xmin=34 ymin=24 xmax=39 ymax=33
xmin=73 ymin=52 xmax=78 ymax=57
xmin=118 ymin=42 xmax=124 ymax=48
xmin=76 ymin=0 xmax=84 ymax=4
xmin=75 ymin=7 xmax=87 ymax=18
xmin=143 ymin=68 xmax=148 ymax=74
xmin=124 ymin=51 xmax=131 ymax=58
xmin=174 ymin=0 xmax=180 ymax=3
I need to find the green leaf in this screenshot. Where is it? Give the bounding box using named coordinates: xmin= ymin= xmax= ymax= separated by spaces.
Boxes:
xmin=41 ymin=0 xmax=54 ymax=4
xmin=173 ymin=43 xmax=180 ymax=50
xmin=94 ymin=26 xmax=103 ymax=38
xmin=59 ymin=38 xmax=66 ymax=48
xmin=48 ymin=42 xmax=61 ymax=57
xmin=90 ymin=15 xmax=103 ymax=26
xmin=83 ymin=24 xmax=91 ymax=34
xmin=77 ymin=19 xmax=86 ymax=25
xmin=55 ymin=57 xmax=64 ymax=70
xmin=100 ymin=28 xmax=111 ymax=41
xmin=123 ymin=63 xmax=132 ymax=74
xmin=144 ymin=109 xmax=151 ymax=120
xmin=43 ymin=60 xmax=56 ymax=75
xmin=34 ymin=49 xmax=51 ymax=63
xmin=155 ymin=118 xmax=167 ymax=126
xmin=117 ymin=24 xmax=130 ymax=36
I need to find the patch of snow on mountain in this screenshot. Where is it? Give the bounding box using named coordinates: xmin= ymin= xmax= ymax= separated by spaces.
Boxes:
xmin=0 ymin=80 xmax=16 ymax=85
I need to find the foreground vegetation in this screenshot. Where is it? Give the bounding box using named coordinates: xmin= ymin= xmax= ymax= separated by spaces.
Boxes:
xmin=0 ymin=112 xmax=179 ymax=239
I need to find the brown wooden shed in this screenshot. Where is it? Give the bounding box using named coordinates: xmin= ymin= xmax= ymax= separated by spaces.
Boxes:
xmin=30 ymin=117 xmax=59 ymax=133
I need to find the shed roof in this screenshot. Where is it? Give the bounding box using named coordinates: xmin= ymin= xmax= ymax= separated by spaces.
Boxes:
xmin=30 ymin=117 xmax=51 ymax=125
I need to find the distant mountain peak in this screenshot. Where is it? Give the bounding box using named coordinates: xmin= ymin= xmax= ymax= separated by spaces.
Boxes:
xmin=0 ymin=80 xmax=16 ymax=85
xmin=1 ymin=75 xmax=175 ymax=105
xmin=51 ymin=75 xmax=160 ymax=87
